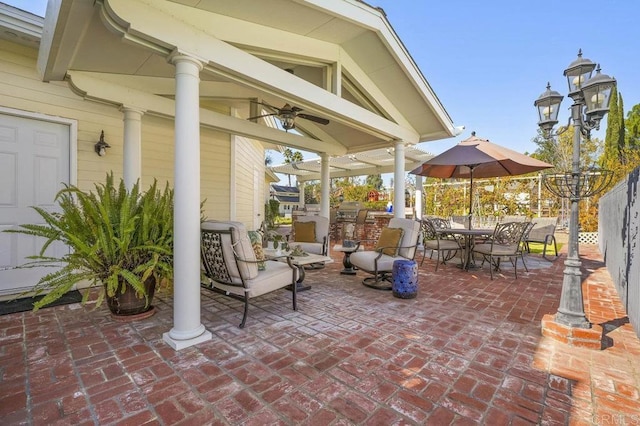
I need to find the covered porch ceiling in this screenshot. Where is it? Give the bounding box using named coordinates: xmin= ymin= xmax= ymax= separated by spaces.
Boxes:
xmin=269 ymin=145 xmax=434 ymax=181
xmin=38 ymin=0 xmax=458 ymax=155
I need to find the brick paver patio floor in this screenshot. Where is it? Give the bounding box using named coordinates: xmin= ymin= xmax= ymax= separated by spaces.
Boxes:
xmin=1 ymin=244 xmax=639 ymax=425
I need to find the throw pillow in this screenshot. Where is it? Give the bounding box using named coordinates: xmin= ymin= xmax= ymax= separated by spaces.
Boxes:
xmin=294 ymin=221 xmax=316 ymax=243
xmin=376 ymin=227 xmax=404 ymax=257
xmin=247 ymin=231 xmax=266 ymax=271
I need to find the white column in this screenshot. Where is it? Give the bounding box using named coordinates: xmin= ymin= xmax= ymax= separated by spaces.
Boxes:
xmin=122 ymin=107 xmax=144 ymax=190
xmin=537 ymin=173 xmax=542 ymax=217
xmin=393 ymin=141 xmax=405 ymax=218
xmin=163 ymin=53 xmax=211 ymax=350
xmin=320 ymin=153 xmax=330 ymax=218
xmin=299 ymin=181 xmax=306 ymax=211
xmin=414 ymin=174 xmax=423 ymax=219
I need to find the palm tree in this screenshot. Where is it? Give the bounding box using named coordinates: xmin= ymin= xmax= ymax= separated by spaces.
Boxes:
xmin=283 ymin=148 xmax=303 ymax=186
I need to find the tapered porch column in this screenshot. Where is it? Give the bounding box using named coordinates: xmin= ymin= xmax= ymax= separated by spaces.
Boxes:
xmin=414 ymin=174 xmax=423 ymax=219
xmin=320 ymin=153 xmax=330 ymax=219
xmin=122 ymin=107 xmax=144 ymax=190
xmin=163 ymin=53 xmax=212 ymax=350
xmin=393 ymin=141 xmax=405 ymax=218
xmin=299 ymin=181 xmax=306 ymax=211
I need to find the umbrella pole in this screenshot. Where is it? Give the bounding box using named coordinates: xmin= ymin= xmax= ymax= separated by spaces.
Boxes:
xmin=468 ymin=167 xmax=474 ymax=229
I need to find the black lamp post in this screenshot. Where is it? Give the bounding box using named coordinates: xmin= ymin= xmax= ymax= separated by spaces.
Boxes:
xmin=534 ymin=49 xmax=615 ymax=328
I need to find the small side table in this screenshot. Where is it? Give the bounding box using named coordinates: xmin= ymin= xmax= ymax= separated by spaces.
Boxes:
xmin=332 ymin=244 xmax=362 ymax=275
xmin=392 ymin=259 xmax=418 ymax=299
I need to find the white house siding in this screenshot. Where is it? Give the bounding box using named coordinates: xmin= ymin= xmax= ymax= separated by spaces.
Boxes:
xmin=0 ymin=38 xmax=251 ymax=226
xmin=201 ymin=127 xmax=232 ymax=221
xmin=0 ymin=39 xmax=121 ymax=190
xmin=232 ymin=135 xmax=265 ymax=228
xmin=138 ymin=114 xmax=175 ymax=187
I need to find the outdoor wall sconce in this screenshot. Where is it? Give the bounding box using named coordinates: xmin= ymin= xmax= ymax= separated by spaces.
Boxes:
xmin=95 ymin=130 xmax=110 ymax=156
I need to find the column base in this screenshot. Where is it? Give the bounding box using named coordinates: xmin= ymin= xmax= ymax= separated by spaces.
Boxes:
xmin=541 ymin=314 xmax=603 ymax=350
xmin=163 ymin=329 xmax=212 ymax=350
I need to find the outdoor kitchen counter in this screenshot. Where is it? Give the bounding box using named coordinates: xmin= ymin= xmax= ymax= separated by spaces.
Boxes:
xmin=332 ymin=211 xmax=393 ymax=246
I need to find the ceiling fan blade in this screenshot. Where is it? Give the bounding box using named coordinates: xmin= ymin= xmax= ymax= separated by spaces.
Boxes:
xmin=298 ymin=113 xmax=329 ymax=125
xmin=247 ymin=112 xmax=279 ymax=121
xmin=249 ymin=100 xmax=281 ymax=113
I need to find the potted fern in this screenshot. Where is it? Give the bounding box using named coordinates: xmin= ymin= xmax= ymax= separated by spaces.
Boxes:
xmin=7 ymin=173 xmax=174 ymax=317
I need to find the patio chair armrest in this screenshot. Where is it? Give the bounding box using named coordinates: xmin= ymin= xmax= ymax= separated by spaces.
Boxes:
xmin=374 ymin=243 xmax=418 ymax=256
xmin=234 ymin=256 xmax=264 ymax=265
xmin=235 ymin=254 xmax=295 ymax=270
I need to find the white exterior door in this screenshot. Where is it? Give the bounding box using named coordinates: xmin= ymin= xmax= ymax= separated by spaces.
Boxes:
xmin=0 ymin=113 xmax=70 ymax=296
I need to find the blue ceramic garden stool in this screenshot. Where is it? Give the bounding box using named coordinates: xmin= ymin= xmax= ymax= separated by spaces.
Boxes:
xmin=392 ymin=259 xmax=418 ymax=299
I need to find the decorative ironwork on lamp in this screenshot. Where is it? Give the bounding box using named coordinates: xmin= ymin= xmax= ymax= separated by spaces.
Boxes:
xmin=95 ymin=130 xmax=111 ymax=156
xmin=534 ymin=49 xmax=616 ymax=329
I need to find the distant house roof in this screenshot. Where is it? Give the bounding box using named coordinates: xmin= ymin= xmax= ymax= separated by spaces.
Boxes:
xmin=271 ymin=185 xmax=299 ymax=194
xmin=271 ymin=184 xmax=300 ymax=204
xmin=274 ymin=195 xmax=300 ymax=203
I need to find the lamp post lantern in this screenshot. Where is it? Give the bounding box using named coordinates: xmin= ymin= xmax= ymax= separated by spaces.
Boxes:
xmin=534 ymin=49 xmax=615 ymax=328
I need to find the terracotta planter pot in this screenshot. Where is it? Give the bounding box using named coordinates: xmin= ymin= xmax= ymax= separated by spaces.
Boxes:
xmin=106 ymin=276 xmax=156 ymax=316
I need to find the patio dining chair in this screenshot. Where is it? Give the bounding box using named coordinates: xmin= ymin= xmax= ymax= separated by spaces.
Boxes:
xmin=349 ymin=218 xmax=421 ymax=290
xmin=472 ymin=221 xmax=530 ymax=280
xmin=420 ymin=217 xmax=463 ymax=270
xmin=523 ymin=217 xmax=559 ymax=260
xmin=353 ymin=208 xmax=369 ymax=239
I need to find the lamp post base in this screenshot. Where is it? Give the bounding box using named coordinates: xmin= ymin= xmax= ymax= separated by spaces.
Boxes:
xmin=555 ymin=257 xmax=591 ymax=329
xmin=541 ymin=314 xmax=603 ymax=350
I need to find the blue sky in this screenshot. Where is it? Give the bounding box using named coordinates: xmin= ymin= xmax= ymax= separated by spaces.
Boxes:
xmin=12 ymin=0 xmax=640 ymax=185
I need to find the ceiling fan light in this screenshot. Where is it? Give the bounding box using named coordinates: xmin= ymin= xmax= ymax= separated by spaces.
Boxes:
xmin=281 ymin=113 xmax=296 ymax=130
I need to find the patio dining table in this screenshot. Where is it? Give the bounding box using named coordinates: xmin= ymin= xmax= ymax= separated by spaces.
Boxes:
xmin=437 ymin=228 xmax=494 ymax=271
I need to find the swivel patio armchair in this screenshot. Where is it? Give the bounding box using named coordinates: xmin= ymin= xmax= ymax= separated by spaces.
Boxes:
xmin=201 ymin=220 xmax=298 ymax=328
xmin=290 ymin=215 xmax=330 ymax=270
xmin=290 ymin=215 xmax=330 ymax=256
xmin=349 ymin=218 xmax=421 ymax=290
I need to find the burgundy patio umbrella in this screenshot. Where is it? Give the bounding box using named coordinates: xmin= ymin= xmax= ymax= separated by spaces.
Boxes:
xmin=410 ymin=132 xmax=553 ymax=229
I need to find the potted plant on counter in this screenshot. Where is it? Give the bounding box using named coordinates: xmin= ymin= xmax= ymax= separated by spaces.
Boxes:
xmin=7 ymin=173 xmax=174 ymax=318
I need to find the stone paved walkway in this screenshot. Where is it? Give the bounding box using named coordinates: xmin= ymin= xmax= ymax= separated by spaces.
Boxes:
xmin=1 ymin=244 xmax=638 ymax=425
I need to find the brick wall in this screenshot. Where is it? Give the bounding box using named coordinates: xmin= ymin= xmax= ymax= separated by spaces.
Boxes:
xmin=332 ymin=214 xmax=392 ymax=250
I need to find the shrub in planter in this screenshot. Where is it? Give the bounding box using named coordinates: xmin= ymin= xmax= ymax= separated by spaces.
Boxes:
xmin=6 ymin=173 xmax=173 ymax=315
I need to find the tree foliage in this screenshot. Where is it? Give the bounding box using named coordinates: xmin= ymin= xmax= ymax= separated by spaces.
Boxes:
xmin=602 ymin=88 xmax=625 ymax=168
xmin=282 ymin=148 xmax=304 ymax=186
xmin=304 ymin=181 xmax=320 ymax=204
xmin=531 ymin=127 xmax=601 ymax=171
xmin=625 ymin=103 xmax=640 ymax=150
xmin=365 ymin=174 xmax=384 ymax=190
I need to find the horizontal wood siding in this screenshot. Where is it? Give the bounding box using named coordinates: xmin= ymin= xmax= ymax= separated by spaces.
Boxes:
xmin=1 ymin=40 xmax=233 ymax=220
xmin=201 ymin=127 xmax=231 ymax=221
xmin=0 ymin=40 xmax=123 ymax=191
xmin=233 ymin=136 xmax=265 ymax=227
